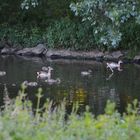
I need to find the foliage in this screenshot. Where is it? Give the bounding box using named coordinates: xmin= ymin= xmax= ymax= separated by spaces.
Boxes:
xmin=0 ymin=0 xmax=73 ymax=26
xmin=46 ymin=18 xmax=95 ymax=50
xmin=21 ymin=0 xmax=39 ymax=10
xmin=1 ymin=86 xmax=140 ymax=140
xmin=0 ymin=0 xmax=140 ymax=51
xmin=120 ymin=20 xmax=140 ymax=50
xmin=70 ymin=0 xmax=140 ymax=49
xmin=0 ymin=25 xmax=44 ymax=47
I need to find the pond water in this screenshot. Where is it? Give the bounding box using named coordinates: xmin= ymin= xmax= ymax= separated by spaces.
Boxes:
xmin=0 ymin=55 xmax=140 ymax=115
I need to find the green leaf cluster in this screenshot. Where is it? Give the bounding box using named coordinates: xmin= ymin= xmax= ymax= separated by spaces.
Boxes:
xmin=0 ymin=25 xmax=44 ymax=47
xmin=70 ymin=0 xmax=140 ymax=49
xmin=46 ymin=18 xmax=96 ymax=50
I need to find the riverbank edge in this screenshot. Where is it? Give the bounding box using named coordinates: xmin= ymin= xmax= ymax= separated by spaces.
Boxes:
xmin=0 ymin=43 xmax=140 ymax=64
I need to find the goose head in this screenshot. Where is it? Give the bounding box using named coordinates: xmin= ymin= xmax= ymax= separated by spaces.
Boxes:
xmin=47 ymin=66 xmax=53 ymax=71
xmin=118 ymin=60 xmax=123 ymax=65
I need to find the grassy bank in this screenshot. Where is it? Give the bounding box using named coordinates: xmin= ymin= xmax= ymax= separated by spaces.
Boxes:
xmin=1 ymin=85 xmax=140 ymax=140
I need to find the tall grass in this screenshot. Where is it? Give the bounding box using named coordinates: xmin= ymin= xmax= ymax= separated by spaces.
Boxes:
xmin=1 ymin=85 xmax=140 ymax=140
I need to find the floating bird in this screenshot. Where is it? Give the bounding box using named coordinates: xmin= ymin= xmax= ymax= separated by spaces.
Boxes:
xmin=22 ymin=81 xmax=38 ymax=87
xmin=81 ymin=69 xmax=92 ymax=76
xmin=106 ymin=60 xmax=123 ymax=73
xmin=12 ymin=83 xmax=16 ymax=86
xmin=37 ymin=66 xmax=53 ymax=79
xmin=27 ymin=82 xmax=38 ymax=87
xmin=0 ymin=71 xmax=6 ymax=76
xmin=41 ymin=66 xmax=48 ymax=71
xmin=45 ymin=78 xmax=61 ymax=85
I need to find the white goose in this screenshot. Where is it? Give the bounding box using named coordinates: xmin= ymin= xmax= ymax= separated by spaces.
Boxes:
xmin=0 ymin=71 xmax=6 ymax=76
xmin=81 ymin=69 xmax=92 ymax=76
xmin=41 ymin=66 xmax=48 ymax=71
xmin=107 ymin=60 xmax=123 ymax=73
xmin=37 ymin=66 xmax=53 ymax=79
xmin=22 ymin=81 xmax=38 ymax=87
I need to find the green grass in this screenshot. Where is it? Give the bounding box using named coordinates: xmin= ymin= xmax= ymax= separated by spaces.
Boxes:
xmin=1 ymin=85 xmax=140 ymax=140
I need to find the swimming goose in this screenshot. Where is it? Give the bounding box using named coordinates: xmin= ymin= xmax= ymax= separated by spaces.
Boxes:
xmin=37 ymin=66 xmax=53 ymax=79
xmin=45 ymin=78 xmax=61 ymax=85
xmin=81 ymin=69 xmax=92 ymax=76
xmin=22 ymin=81 xmax=38 ymax=87
xmin=41 ymin=66 xmax=48 ymax=71
xmin=27 ymin=82 xmax=38 ymax=87
xmin=0 ymin=71 xmax=6 ymax=76
xmin=107 ymin=60 xmax=123 ymax=73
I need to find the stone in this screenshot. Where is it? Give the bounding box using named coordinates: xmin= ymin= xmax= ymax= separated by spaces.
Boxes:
xmin=1 ymin=47 xmax=18 ymax=55
xmin=111 ymin=51 xmax=124 ymax=59
xmin=104 ymin=51 xmax=124 ymax=61
xmin=133 ymin=55 xmax=140 ymax=64
xmin=16 ymin=44 xmax=47 ymax=56
xmin=16 ymin=48 xmax=32 ymax=55
xmin=45 ymin=49 xmax=104 ymax=60
xmin=104 ymin=54 xmax=114 ymax=61
xmin=31 ymin=44 xmax=47 ymax=55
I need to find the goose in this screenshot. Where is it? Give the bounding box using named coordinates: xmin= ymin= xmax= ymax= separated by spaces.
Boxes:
xmin=22 ymin=81 xmax=38 ymax=87
xmin=0 ymin=71 xmax=6 ymax=76
xmin=45 ymin=78 xmax=61 ymax=85
xmin=81 ymin=69 xmax=92 ymax=76
xmin=107 ymin=60 xmax=123 ymax=73
xmin=27 ymin=82 xmax=38 ymax=87
xmin=37 ymin=66 xmax=53 ymax=79
xmin=41 ymin=66 xmax=48 ymax=71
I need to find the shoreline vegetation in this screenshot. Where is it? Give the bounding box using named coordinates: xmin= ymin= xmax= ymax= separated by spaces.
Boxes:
xmin=1 ymin=85 xmax=140 ymax=140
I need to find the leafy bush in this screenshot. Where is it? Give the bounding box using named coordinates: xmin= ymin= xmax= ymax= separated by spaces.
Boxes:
xmin=46 ymin=18 xmax=96 ymax=50
xmin=70 ymin=0 xmax=140 ymax=50
xmin=120 ymin=21 xmax=140 ymax=50
xmin=0 ymin=0 xmax=73 ymax=27
xmin=1 ymin=85 xmax=140 ymax=140
xmin=0 ymin=25 xmax=44 ymax=47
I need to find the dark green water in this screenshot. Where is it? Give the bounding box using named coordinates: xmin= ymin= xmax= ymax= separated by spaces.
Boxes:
xmin=0 ymin=55 xmax=140 ymax=115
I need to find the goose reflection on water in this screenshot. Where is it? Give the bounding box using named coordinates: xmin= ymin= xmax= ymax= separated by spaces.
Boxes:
xmin=45 ymin=78 xmax=61 ymax=85
xmin=106 ymin=72 xmax=114 ymax=80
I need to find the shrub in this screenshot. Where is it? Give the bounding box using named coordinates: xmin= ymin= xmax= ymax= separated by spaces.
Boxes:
xmin=46 ymin=18 xmax=96 ymax=50
xmin=70 ymin=0 xmax=140 ymax=50
xmin=0 ymin=25 xmax=44 ymax=47
xmin=120 ymin=21 xmax=140 ymax=50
